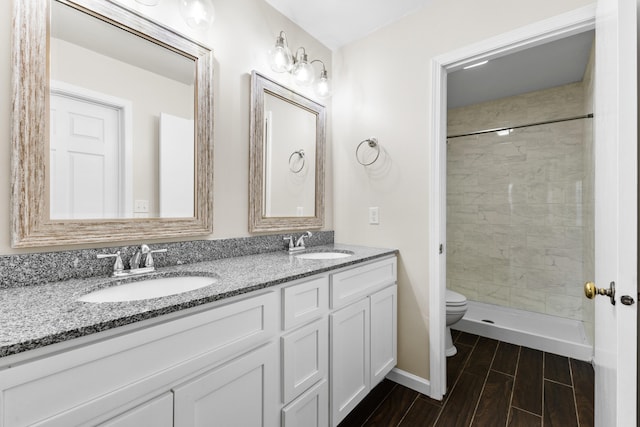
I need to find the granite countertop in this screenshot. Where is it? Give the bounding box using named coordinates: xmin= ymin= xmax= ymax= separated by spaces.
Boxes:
xmin=0 ymin=244 xmax=396 ymax=359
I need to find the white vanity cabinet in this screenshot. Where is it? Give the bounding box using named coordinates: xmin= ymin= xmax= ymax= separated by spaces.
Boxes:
xmin=0 ymin=291 xmax=278 ymax=427
xmin=0 ymin=254 xmax=397 ymax=427
xmin=329 ymin=257 xmax=398 ymax=426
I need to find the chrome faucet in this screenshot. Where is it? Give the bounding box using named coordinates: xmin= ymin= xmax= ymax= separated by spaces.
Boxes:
xmin=284 ymin=231 xmax=313 ymax=253
xmin=98 ymin=244 xmax=167 ymax=277
xmin=295 ymin=231 xmax=312 ymax=248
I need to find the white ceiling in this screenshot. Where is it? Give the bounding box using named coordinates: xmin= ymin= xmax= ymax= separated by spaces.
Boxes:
xmin=263 ymin=0 xmax=433 ymax=50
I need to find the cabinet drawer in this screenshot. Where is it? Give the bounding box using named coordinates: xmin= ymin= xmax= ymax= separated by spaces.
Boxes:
xmin=330 ymin=257 xmax=396 ymax=309
xmin=282 ymin=379 xmax=328 ymax=427
xmin=282 ymin=276 xmax=328 ymax=330
xmin=281 ymin=317 xmax=328 ymax=404
xmin=0 ymin=292 xmax=277 ymax=427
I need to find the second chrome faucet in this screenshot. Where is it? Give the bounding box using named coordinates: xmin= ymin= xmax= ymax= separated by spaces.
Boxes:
xmin=284 ymin=231 xmax=313 ymax=253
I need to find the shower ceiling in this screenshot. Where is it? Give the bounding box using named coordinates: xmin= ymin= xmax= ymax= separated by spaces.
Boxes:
xmin=448 ymin=30 xmax=595 ymax=109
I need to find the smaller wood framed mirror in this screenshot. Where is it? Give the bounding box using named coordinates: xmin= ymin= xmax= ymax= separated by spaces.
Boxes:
xmin=249 ymin=71 xmax=326 ymax=233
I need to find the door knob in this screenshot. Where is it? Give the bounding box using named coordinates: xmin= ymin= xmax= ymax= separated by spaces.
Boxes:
xmin=584 ymin=281 xmax=616 ymax=305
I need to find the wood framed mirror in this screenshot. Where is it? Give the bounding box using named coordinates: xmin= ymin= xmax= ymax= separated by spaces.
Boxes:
xmin=249 ymin=71 xmax=325 ymax=233
xmin=11 ymin=0 xmax=214 ymax=248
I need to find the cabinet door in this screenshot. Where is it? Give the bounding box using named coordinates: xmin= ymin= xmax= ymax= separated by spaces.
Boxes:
xmin=330 ymin=298 xmax=370 ymax=426
xmin=173 ymin=342 xmax=279 ymax=427
xmin=282 ymin=317 xmax=328 ymax=403
xmin=370 ymin=285 xmax=397 ymax=386
xmin=99 ymin=393 xmax=173 ymax=427
xmin=282 ymin=379 xmax=328 ymax=427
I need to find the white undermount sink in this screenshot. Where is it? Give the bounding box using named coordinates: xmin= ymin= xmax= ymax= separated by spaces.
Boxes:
xmin=77 ymin=276 xmax=218 ymax=303
xmin=295 ymin=251 xmax=354 ymax=260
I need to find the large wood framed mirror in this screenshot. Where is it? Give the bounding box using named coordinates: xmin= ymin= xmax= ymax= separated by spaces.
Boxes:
xmin=249 ymin=71 xmax=325 ymax=233
xmin=12 ymin=0 xmax=214 ymax=248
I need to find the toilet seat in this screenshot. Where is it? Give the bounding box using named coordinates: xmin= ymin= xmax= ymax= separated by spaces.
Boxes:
xmin=446 ymin=289 xmax=467 ymax=306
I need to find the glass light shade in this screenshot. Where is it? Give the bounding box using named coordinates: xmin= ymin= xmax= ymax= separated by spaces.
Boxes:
xmin=268 ymin=39 xmax=293 ymax=73
xmin=292 ymin=60 xmax=314 ymax=86
xmin=314 ymin=70 xmax=331 ymax=98
xmin=179 ymin=0 xmax=215 ymax=30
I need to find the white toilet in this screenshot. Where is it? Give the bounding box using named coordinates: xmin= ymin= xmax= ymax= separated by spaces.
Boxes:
xmin=445 ymin=289 xmax=468 ymax=357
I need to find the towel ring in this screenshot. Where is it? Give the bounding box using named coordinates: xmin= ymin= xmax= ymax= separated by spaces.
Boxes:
xmin=356 ymin=138 xmax=380 ymax=166
xmin=289 ymin=149 xmax=305 ymax=173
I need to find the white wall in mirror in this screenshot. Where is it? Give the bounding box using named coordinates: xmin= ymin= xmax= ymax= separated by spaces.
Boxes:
xmin=263 ymin=93 xmax=316 ymax=217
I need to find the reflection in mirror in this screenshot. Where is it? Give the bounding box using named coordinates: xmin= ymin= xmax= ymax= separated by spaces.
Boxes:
xmin=11 ymin=0 xmax=213 ymax=247
xmin=50 ymin=1 xmax=196 ymax=219
xmin=263 ymin=92 xmax=316 ymax=217
xmin=250 ymin=71 xmax=325 ymax=233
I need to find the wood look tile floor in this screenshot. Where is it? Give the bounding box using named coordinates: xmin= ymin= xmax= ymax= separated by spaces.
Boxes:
xmin=338 ymin=330 xmax=594 ymax=427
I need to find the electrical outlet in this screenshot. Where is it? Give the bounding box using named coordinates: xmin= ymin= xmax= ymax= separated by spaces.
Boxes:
xmin=134 ymin=199 xmax=149 ymax=213
xmin=369 ymin=207 xmax=379 ymax=225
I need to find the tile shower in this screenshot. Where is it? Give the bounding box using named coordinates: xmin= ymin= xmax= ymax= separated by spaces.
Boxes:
xmin=446 ymin=50 xmax=595 ymax=352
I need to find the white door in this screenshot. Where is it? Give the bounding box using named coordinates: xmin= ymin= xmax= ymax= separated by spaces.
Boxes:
xmin=50 ymin=93 xmax=121 ymax=219
xmin=159 ymin=112 xmax=195 ymax=218
xmin=593 ymin=0 xmax=637 ymax=425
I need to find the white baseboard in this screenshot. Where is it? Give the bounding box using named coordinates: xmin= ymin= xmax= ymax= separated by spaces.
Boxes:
xmin=385 ymin=368 xmax=431 ymax=396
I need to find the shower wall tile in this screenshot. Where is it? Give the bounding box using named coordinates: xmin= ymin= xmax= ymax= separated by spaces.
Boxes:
xmin=447 ymin=80 xmax=592 ymax=324
xmin=546 ymin=294 xmax=583 ymax=320
xmin=447 ymin=191 xmax=465 ymax=206
xmin=510 ymin=289 xmax=547 ymax=314
xmin=478 ymin=204 xmax=512 ymax=225
xmin=449 ymin=263 xmax=494 ymax=284
xmin=526 ymin=183 xmax=565 ymax=204
xmin=564 ymin=282 xmax=586 ymax=298
xmin=447 ymin=83 xmax=584 ymax=136
xmin=448 ymin=205 xmax=479 ymax=224
xmin=477 ymin=283 xmax=511 ymax=306
xmin=448 ymin=278 xmax=479 ymax=300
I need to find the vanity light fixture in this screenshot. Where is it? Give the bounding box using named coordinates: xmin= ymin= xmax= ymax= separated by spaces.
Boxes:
xmin=291 ymin=47 xmax=315 ymax=86
xmin=179 ymin=0 xmax=215 ymax=30
xmin=312 ymin=60 xmax=331 ymax=98
xmin=268 ymin=31 xmax=294 ymax=72
xmin=463 ymin=60 xmax=489 ymax=70
xmin=268 ymin=31 xmax=332 ymax=98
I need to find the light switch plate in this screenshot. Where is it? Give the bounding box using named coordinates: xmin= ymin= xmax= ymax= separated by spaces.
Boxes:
xmin=369 ymin=207 xmax=379 ymax=225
